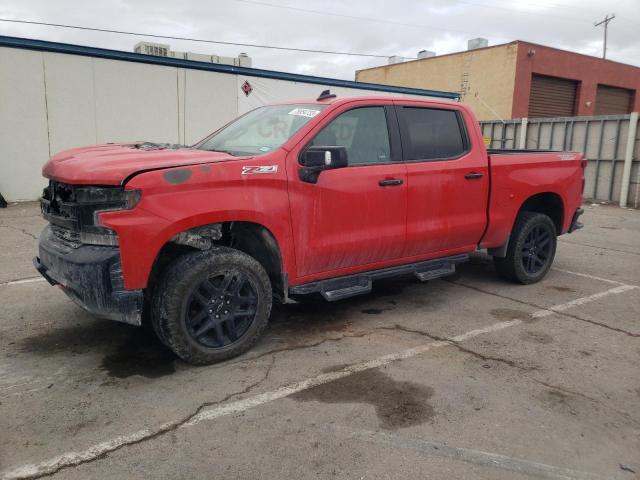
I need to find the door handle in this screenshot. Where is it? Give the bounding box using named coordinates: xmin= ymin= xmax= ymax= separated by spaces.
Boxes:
xmin=378 ymin=178 xmax=404 ymax=187
xmin=464 ymin=172 xmax=483 ymax=180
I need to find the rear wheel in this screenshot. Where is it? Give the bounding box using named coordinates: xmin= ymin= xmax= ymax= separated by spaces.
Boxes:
xmin=152 ymin=247 xmax=272 ymax=365
xmin=494 ymin=211 xmax=557 ymax=284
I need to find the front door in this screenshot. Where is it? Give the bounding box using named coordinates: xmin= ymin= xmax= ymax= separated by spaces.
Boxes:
xmin=287 ymin=104 xmax=408 ymax=280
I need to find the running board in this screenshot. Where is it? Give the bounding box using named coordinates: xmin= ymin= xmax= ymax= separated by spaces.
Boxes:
xmin=289 ymin=254 xmax=468 ymax=302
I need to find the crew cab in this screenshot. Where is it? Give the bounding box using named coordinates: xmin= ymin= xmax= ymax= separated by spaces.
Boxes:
xmin=34 ymin=92 xmax=585 ymax=364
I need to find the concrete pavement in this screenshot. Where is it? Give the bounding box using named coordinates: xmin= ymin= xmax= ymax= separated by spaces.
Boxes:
xmin=1 ymin=203 xmax=638 ymax=479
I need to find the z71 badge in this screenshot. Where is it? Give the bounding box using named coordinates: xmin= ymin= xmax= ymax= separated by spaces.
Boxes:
xmin=242 ymin=165 xmax=278 ymax=175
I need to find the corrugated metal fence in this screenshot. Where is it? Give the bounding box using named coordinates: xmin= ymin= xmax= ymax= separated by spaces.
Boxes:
xmin=479 ymin=114 xmax=640 ymax=208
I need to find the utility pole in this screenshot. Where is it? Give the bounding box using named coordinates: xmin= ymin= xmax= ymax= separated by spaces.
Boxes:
xmin=594 ymin=13 xmax=615 ymax=59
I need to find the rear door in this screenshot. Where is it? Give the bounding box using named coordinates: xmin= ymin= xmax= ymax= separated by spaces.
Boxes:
xmin=287 ymin=102 xmax=407 ymax=280
xmin=395 ymin=103 xmax=489 ymax=257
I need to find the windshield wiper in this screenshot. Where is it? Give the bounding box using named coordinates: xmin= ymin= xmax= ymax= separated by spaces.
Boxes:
xmin=202 ymin=148 xmax=237 ymax=156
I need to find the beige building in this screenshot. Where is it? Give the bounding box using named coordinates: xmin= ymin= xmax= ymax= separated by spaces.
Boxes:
xmin=356 ymin=40 xmax=640 ymax=121
xmin=357 ymin=40 xmax=518 ymax=121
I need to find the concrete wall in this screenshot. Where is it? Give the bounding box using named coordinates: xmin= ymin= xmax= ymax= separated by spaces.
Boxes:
xmin=480 ymin=114 xmax=640 ymax=208
xmin=0 ymin=48 xmax=223 ymax=201
xmin=356 ymin=43 xmax=519 ymax=121
xmin=0 ymin=45 xmax=446 ymax=202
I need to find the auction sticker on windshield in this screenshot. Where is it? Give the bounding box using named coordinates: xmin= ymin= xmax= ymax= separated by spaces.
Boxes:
xmin=288 ymin=108 xmax=321 ymax=118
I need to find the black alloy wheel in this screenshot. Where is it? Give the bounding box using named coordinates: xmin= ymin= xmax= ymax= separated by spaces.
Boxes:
xmin=185 ymin=271 xmax=258 ymax=348
xmin=520 ymin=224 xmax=553 ymax=275
xmin=152 ymin=247 xmax=272 ymax=365
xmin=493 ymin=211 xmax=557 ymax=285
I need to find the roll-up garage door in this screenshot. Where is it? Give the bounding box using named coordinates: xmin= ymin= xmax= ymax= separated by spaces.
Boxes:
xmin=528 ymin=74 xmax=578 ymax=118
xmin=595 ymin=85 xmax=633 ymax=115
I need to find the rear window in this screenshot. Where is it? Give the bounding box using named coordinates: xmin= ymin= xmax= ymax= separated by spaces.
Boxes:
xmin=400 ymin=107 xmax=467 ymax=160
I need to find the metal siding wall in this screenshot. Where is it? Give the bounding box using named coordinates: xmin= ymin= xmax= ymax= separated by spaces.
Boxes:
xmin=0 ymin=44 xmax=448 ymax=202
xmin=183 ymin=69 xmax=238 ymax=145
xmin=0 ymin=48 xmax=50 ymax=202
xmin=480 ymin=114 xmax=640 ymax=208
xmin=43 ymin=52 xmax=97 ymax=154
xmin=92 ymin=58 xmax=180 ymax=144
xmin=235 ymin=75 xmax=432 ymax=116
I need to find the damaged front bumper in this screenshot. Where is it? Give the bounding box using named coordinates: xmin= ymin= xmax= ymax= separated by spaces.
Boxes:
xmin=34 ymin=225 xmax=143 ymax=326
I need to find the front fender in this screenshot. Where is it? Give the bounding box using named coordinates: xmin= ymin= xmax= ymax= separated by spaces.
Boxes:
xmin=99 ymin=159 xmax=294 ymax=290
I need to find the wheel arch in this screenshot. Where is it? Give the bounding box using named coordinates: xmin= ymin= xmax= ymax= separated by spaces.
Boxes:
xmin=518 ymin=192 xmax=564 ymax=234
xmin=488 ymin=191 xmax=564 ymax=258
xmin=147 ymin=221 xmax=286 ymax=302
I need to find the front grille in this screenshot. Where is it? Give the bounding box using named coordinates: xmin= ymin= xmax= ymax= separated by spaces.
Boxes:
xmin=50 ymin=224 xmax=82 ymax=249
xmin=41 ymin=181 xmax=81 ymax=230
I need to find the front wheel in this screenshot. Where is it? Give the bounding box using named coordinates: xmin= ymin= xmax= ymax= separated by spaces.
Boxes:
xmin=152 ymin=247 xmax=272 ymax=365
xmin=494 ymin=211 xmax=557 ymax=284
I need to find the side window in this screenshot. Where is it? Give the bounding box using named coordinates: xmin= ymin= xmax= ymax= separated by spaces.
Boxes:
xmin=310 ymin=107 xmax=391 ymax=165
xmin=400 ymin=107 xmax=467 ymax=161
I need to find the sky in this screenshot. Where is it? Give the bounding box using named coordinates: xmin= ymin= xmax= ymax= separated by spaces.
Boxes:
xmin=0 ymin=0 xmax=638 ymax=80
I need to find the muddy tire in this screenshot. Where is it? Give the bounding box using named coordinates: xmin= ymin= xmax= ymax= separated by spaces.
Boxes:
xmin=152 ymin=247 xmax=272 ymax=365
xmin=493 ymin=211 xmax=557 ymax=285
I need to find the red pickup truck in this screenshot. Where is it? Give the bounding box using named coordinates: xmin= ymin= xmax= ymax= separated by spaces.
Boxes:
xmin=35 ymin=92 xmax=585 ymax=364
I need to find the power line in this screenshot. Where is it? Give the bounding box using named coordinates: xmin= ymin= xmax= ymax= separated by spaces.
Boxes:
xmin=0 ymin=17 xmax=408 ymax=59
xmin=234 ymin=0 xmax=617 ymax=33
xmin=234 ymin=0 xmax=482 ymax=36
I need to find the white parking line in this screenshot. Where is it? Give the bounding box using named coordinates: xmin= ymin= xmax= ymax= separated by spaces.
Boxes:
xmin=0 ymin=277 xmax=45 ymax=286
xmin=2 ymin=281 xmax=635 ymax=480
xmin=327 ymin=426 xmax=603 ymax=480
xmin=530 ymin=284 xmax=638 ymax=319
xmin=551 ymin=267 xmax=631 ymax=287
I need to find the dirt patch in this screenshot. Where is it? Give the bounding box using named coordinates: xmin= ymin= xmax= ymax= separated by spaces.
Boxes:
xmin=520 ymin=330 xmax=554 ymax=344
xmin=16 ymin=320 xmax=176 ymax=380
xmin=361 ymin=308 xmax=384 ymax=315
xmin=292 ymin=368 xmax=435 ymax=430
xmin=269 ymin=298 xmax=352 ymax=336
xmin=490 ymin=308 xmax=529 ymax=322
xmin=100 ymin=329 xmax=176 ymax=379
xmin=163 ymin=168 xmax=192 ymax=184
xmin=538 ymin=389 xmax=579 ymax=416
xmin=16 ymin=320 xmax=129 ymax=355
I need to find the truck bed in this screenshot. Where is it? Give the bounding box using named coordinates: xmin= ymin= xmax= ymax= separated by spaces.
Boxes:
xmin=480 ymin=149 xmax=585 ymax=250
xmin=486 ymin=149 xmax=558 ymax=154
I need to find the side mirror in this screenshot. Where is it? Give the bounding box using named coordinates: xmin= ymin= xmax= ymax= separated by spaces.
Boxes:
xmin=299 ymin=146 xmax=348 ymax=183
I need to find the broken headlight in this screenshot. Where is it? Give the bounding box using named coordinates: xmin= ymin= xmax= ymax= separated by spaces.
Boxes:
xmin=42 ymin=182 xmax=141 ymax=247
xmin=81 ymin=188 xmax=141 ymax=246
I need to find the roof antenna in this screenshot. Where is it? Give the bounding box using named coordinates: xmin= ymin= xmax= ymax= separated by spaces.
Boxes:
xmin=317 ymin=89 xmax=337 ymax=101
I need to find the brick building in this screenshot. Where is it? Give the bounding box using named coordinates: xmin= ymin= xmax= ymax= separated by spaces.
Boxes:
xmin=356 ymin=40 xmax=640 ymax=121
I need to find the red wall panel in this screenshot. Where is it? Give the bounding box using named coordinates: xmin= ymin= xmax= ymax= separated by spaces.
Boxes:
xmin=512 ymin=42 xmax=640 ymax=118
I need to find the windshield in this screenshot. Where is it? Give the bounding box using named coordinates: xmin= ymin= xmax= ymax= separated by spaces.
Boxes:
xmin=196 ymin=104 xmax=327 ymax=156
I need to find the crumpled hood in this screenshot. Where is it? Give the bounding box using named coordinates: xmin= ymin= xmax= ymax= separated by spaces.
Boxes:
xmin=43 ymin=143 xmax=246 ymax=185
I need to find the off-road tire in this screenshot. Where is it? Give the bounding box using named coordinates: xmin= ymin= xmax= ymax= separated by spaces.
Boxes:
xmin=152 ymin=247 xmax=272 ymax=365
xmin=494 ymin=211 xmax=557 ymax=284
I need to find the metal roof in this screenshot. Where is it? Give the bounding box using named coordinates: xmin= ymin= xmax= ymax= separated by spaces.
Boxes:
xmin=0 ymin=35 xmax=460 ymax=100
